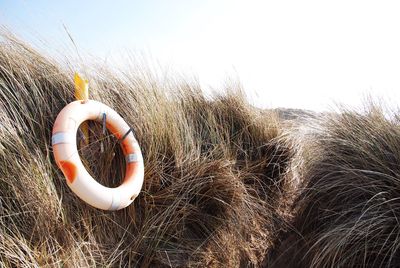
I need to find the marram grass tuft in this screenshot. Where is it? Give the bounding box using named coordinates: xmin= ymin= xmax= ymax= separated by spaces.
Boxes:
xmin=0 ymin=33 xmax=294 ymax=267
xmin=270 ymin=108 xmax=400 ymax=268
xmin=5 ymin=32 xmax=400 ymax=268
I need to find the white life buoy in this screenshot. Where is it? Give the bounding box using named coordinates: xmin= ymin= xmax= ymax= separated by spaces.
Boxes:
xmin=52 ymin=100 xmax=144 ymax=210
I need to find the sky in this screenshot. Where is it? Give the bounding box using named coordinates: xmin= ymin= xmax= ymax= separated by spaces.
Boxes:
xmin=1 ymin=0 xmax=400 ymax=112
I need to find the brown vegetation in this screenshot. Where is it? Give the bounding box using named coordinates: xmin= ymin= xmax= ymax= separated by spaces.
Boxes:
xmin=3 ymin=32 xmax=400 ymax=268
xmin=0 ymin=34 xmax=294 ymax=267
xmin=270 ymin=109 xmax=400 ymax=268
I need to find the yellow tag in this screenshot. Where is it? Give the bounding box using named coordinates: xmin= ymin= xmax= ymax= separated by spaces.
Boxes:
xmin=74 ymin=73 xmax=89 ymax=145
xmin=74 ymin=73 xmax=89 ymax=102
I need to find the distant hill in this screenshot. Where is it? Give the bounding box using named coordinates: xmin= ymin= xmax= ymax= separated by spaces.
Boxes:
xmin=271 ymin=108 xmax=318 ymax=121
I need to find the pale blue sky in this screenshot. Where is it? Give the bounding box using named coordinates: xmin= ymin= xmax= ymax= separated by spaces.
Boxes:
xmin=0 ymin=1 xmax=213 ymax=55
xmin=1 ymin=0 xmax=400 ymax=111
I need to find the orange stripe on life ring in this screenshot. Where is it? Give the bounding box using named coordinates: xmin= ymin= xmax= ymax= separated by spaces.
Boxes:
xmin=106 ymin=122 xmax=122 ymax=139
xmin=124 ymin=162 xmax=139 ymax=183
xmin=59 ymin=161 xmax=77 ymax=183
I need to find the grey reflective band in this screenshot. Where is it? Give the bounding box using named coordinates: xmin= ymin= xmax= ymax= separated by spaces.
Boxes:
xmin=126 ymin=153 xmax=139 ymax=163
xmin=109 ymin=194 xmax=120 ymax=211
xmin=52 ymin=132 xmax=73 ymax=145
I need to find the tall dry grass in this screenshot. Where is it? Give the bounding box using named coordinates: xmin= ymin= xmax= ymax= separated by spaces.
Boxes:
xmin=0 ymin=33 xmax=294 ymax=267
xmin=7 ymin=31 xmax=400 ymax=268
xmin=270 ymin=108 xmax=400 ymax=268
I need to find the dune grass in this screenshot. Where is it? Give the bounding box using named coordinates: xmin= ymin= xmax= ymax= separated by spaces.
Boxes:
xmin=0 ymin=34 xmax=294 ymax=267
xmin=4 ymin=32 xmax=400 ymax=268
xmin=270 ymin=108 xmax=400 ymax=268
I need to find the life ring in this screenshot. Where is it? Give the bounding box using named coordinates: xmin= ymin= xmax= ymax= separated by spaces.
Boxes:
xmin=52 ymin=100 xmax=144 ymax=210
